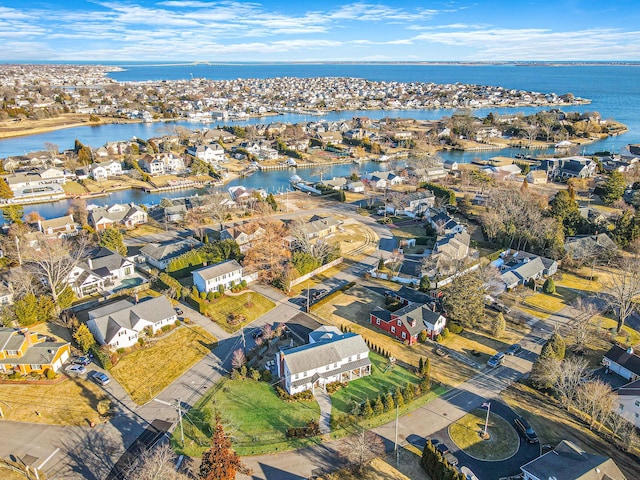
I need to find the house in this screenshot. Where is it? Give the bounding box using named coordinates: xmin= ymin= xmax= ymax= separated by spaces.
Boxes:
xmin=526 ymin=170 xmax=548 ymax=185
xmin=565 ymin=233 xmax=617 ymax=260
xmin=481 ymin=164 xmax=522 ymax=180
xmin=2 ymin=172 xmax=66 ymax=201
xmin=88 ymin=203 xmax=148 ymax=231
xmin=37 ymin=214 xmax=80 ymax=238
xmin=140 ymin=237 xmax=202 ymax=270
xmin=520 ymin=440 xmax=626 ymax=480
xmin=220 ymin=222 xmax=266 ymax=253
xmin=401 ymin=191 xmax=436 ymax=217
xmin=0 ymin=283 xmax=13 ymax=306
xmin=192 ymin=260 xmax=247 ymax=293
xmin=66 ymin=247 xmax=136 ymax=297
xmin=298 ymin=216 xmax=343 ymax=241
xmin=493 ymin=250 xmax=558 ymax=289
xmin=138 ymin=156 xmax=165 ymax=175
xmin=86 ymin=296 xmax=177 ymax=350
xmin=429 ymin=210 xmax=464 ymax=235
xmin=164 ymin=203 xmax=188 ymax=223
xmin=616 ymin=379 xmax=640 ymax=428
xmin=370 ymin=303 xmax=446 ymax=344
xmin=602 ymin=345 xmax=640 ymax=382
xmin=187 ymin=144 xmax=226 ymax=164
xmin=275 ymin=329 xmax=371 ymax=394
xmin=443 ymin=160 xmax=459 ymax=171
xmin=346 ymin=181 xmax=365 ymax=193
xmin=319 ymin=177 xmax=348 ymax=191
xmin=89 ymin=160 xmax=123 ymax=181
xmin=0 ymin=327 xmax=70 ymax=375
xmin=364 ymin=171 xmax=403 ymax=190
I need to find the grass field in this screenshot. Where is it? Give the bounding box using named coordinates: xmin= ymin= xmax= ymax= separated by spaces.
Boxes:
xmin=316 ymin=457 xmax=413 ymax=480
xmin=441 ymin=325 xmax=527 ymax=365
xmin=0 ymin=377 xmax=109 ymax=425
xmin=201 ymin=291 xmax=276 ymax=333
xmin=523 ymin=286 xmax=579 ymax=316
xmin=449 ymin=409 xmax=519 ymax=461
xmin=556 ymin=272 xmax=603 ymax=293
xmin=176 ymin=378 xmax=321 ymax=457
xmin=331 ymin=353 xmax=422 ymax=415
xmin=111 ymin=325 xmax=217 ymax=405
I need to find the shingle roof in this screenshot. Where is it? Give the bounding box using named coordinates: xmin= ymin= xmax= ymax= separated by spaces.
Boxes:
xmin=282 ymin=332 xmax=369 ymax=376
xmin=520 ymin=440 xmax=626 ymax=480
xmin=0 ymin=342 xmax=69 ymax=366
xmin=192 ymin=260 xmax=242 ymax=281
xmin=617 ymin=379 xmax=640 ymax=396
xmin=140 ymin=238 xmax=201 ymax=262
xmin=604 ymin=345 xmax=640 ymax=377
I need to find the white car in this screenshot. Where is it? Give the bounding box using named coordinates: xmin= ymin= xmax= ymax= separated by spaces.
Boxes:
xmin=66 ymin=364 xmax=87 ymax=375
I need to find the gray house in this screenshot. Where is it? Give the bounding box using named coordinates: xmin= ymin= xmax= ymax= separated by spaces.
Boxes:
xmin=140 ymin=237 xmax=202 ymax=270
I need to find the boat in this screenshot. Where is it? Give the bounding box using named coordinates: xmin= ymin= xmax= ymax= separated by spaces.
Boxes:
xmin=289 ymin=174 xmax=302 ymax=184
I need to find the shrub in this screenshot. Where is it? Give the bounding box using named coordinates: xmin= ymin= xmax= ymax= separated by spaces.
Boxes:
xmin=261 ymin=369 xmax=272 ymax=382
xmin=207 ymin=291 xmax=216 ymax=301
xmin=214 ymin=291 xmax=221 ymax=299
xmin=435 ymin=334 xmax=443 ymax=343
xmin=46 ymin=368 xmax=56 ymax=380
xmin=90 ymin=345 xmax=112 ymax=370
xmin=542 ymin=277 xmax=556 ymax=294
xmin=137 ymin=337 xmax=145 ymax=346
xmin=249 ymin=368 xmax=261 ymax=381
xmin=200 ymin=291 xmax=207 ymax=300
xmin=116 ymin=348 xmax=126 ymax=354
xmin=448 ymin=322 xmax=464 ymax=334
xmin=326 ymin=381 xmax=348 ymax=394
xmin=418 ymin=330 xmax=428 ymax=343
xmin=218 ymin=284 xmax=224 ymax=294
xmin=441 ymin=328 xmax=449 ymax=339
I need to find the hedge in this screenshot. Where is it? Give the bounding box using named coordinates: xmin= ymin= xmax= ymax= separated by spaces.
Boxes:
xmin=420 ymin=182 xmax=456 ymax=205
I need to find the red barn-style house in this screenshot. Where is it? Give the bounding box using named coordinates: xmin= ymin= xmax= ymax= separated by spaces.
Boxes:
xmin=370 ymin=302 xmax=446 ymax=345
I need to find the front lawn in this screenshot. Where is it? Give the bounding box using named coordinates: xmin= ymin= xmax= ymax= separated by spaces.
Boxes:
xmin=201 ymin=291 xmax=276 ymax=333
xmin=523 ymin=286 xmax=579 ymax=315
xmin=0 ymin=378 xmax=109 ymax=425
xmin=111 ymin=325 xmax=217 ymax=405
xmin=449 ymin=409 xmax=519 ymax=461
xmin=331 ymin=353 xmax=422 ymax=415
xmin=556 ymin=271 xmax=603 ymax=293
xmin=176 ymin=378 xmax=321 ymax=457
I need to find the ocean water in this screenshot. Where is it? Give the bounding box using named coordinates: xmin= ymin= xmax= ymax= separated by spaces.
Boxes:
xmin=2 ymin=63 xmax=640 ymax=219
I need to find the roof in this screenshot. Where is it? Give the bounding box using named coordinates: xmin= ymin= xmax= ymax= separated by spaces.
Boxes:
xmin=88 ymin=296 xmax=176 ymax=344
xmin=604 ymin=345 xmax=640 ymax=377
xmin=89 ymin=203 xmax=146 ymax=226
xmin=87 ymin=247 xmax=129 ymax=272
xmin=520 ymin=440 xmax=626 ymax=480
xmin=140 ymin=237 xmax=201 ymax=262
xmin=192 ymin=260 xmax=243 ymax=281
xmin=513 ymin=256 xmax=545 ymax=281
xmin=617 ymin=378 xmax=640 ymax=396
xmin=300 ymin=216 xmax=342 ymax=237
xmin=0 ymin=341 xmax=69 ymax=367
xmin=290 ymin=356 xmax=371 ymax=388
xmin=393 ymin=303 xmax=445 ymax=335
xmin=565 ymin=234 xmax=617 ymax=256
xmin=309 ymin=325 xmax=342 ymax=343
xmin=39 ymin=215 xmax=77 ymax=231
xmin=395 ymin=286 xmax=432 ymax=305
xmin=281 ymin=332 xmax=369 ymax=376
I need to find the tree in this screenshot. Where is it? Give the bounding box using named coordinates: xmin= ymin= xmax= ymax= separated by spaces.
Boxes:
xmin=73 ymin=323 xmax=96 ymax=353
xmin=13 ymin=293 xmax=39 ymax=326
xmin=552 ymin=356 xmax=589 ymax=411
xmin=243 ymin=218 xmax=290 ymax=286
xmin=605 ymin=255 xmax=640 ymax=332
xmin=601 ymin=171 xmax=626 ymax=204
xmin=199 ymin=415 xmax=250 ymax=480
xmin=443 ymin=271 xmax=485 ymax=328
xmin=0 ymin=179 xmax=14 ymax=199
xmin=99 ymin=226 xmax=127 ymax=256
xmin=548 ymin=332 xmax=566 ymax=360
xmin=205 ymin=191 xmax=232 ymax=230
xmin=68 ymin=198 xmax=89 ymax=227
xmin=490 ymin=313 xmax=505 ymax=338
xmin=22 ymin=236 xmax=88 ymax=315
xmin=124 ymin=443 xmax=191 ymax=480
xmin=576 ymin=379 xmax=614 ymax=431
xmin=231 ymin=348 xmax=246 ymax=370
xmin=419 ymin=275 xmax=431 ymax=292
xmin=2 ymin=204 xmax=23 ymax=224
xmin=542 ymin=278 xmax=556 ymax=294
xmin=340 ymin=429 xmax=385 ymax=473
xmin=570 ymin=298 xmax=598 ymax=353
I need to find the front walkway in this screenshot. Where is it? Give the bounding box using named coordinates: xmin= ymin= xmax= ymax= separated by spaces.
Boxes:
xmin=313 ymin=387 xmax=332 ymax=434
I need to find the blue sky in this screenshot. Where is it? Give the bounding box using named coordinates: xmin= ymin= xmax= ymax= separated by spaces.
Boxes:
xmin=2 ymin=0 xmax=640 ymax=61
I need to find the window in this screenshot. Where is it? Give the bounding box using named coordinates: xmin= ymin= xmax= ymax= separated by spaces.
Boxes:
xmin=333 ymin=363 xmax=337 ymax=369
xmin=635 ymin=400 xmax=640 ymax=407
xmin=376 ymin=319 xmax=380 ymax=325
xmin=402 ymin=332 xmax=406 ymax=339
xmin=30 ymin=364 xmax=41 ymax=370
xmin=397 ymin=319 xmax=402 ymax=326
xmin=391 ymin=326 xmax=396 ymax=333
xmin=636 ymin=413 xmax=639 ymax=419
xmin=6 ymin=350 xmax=18 ymax=356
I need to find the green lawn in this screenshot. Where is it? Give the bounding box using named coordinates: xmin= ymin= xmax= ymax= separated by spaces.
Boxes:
xmin=331 ymin=353 xmax=422 ymax=415
xmin=449 ymin=409 xmax=519 ymax=461
xmin=176 ymin=378 xmax=321 ymax=457
xmin=201 ymin=292 xmax=276 ymax=333
xmin=111 ymin=325 xmax=217 ymax=405
xmin=523 ymin=286 xmax=579 ymax=315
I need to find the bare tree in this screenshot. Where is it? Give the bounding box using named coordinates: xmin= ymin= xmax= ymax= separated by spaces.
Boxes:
xmin=242 ymin=218 xmax=290 ymax=284
xmin=340 ymin=429 xmax=385 ymax=473
xmin=204 ymin=191 xmax=232 ymax=230
xmin=551 ymin=356 xmax=590 ymax=411
xmin=231 ymin=348 xmax=246 ymax=370
xmin=606 ymin=413 xmax=639 ymax=452
xmin=605 ymin=255 xmax=640 ymax=333
xmin=576 ymin=379 xmax=614 ymax=431
xmin=123 ymin=443 xmax=190 ymax=480
xmin=68 ymin=197 xmax=89 ymax=227
xmin=570 ymin=298 xmax=598 ymax=353
xmin=182 ymin=207 xmax=208 ymax=241
xmin=22 ymin=236 xmax=89 ymax=314
xmin=475 ymin=259 xmax=503 ymax=297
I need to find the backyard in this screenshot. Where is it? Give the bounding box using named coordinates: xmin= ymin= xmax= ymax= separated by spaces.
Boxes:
xmin=175 ymin=378 xmax=322 ymax=457
xmin=200 ymin=291 xmax=276 ymax=333
xmin=110 ymin=325 xmax=217 ymax=405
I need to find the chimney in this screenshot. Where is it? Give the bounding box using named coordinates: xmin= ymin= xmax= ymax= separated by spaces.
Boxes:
xmin=22 ymin=328 xmax=32 ymax=346
xmin=627 ymin=347 xmax=634 ymax=355
xmin=278 ymin=351 xmax=285 ymax=379
xmin=430 ymin=302 xmax=436 ymax=312
xmin=134 ymin=293 xmax=139 ymax=304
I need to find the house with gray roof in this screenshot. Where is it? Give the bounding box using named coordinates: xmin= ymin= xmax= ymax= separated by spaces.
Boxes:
xmin=298 ymin=215 xmax=343 ymax=241
xmin=192 ymin=260 xmax=249 ymax=293
xmin=275 ymin=329 xmax=371 ymax=395
xmin=88 ymin=203 xmax=148 ymax=231
xmin=520 ymin=440 xmax=626 ymax=480
xmin=565 ymin=233 xmax=617 ymax=261
xmin=603 ymin=345 xmax=640 ymax=382
xmin=493 ymin=250 xmax=558 ymax=290
xmin=370 ymin=303 xmax=446 ymax=344
xmin=140 ymin=237 xmax=202 ymax=270
xmin=86 ymin=296 xmax=177 ymax=350
xmin=65 ymin=247 xmax=136 ymax=297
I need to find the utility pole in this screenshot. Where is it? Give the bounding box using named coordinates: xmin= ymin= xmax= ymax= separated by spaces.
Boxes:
xmin=306 ymin=280 xmax=310 ymax=313
xmin=394 ymin=402 xmax=399 ymax=468
xmin=15 ymin=236 xmax=21 ymax=265
xmin=482 ymin=401 xmax=491 ymax=438
xmin=154 ymin=398 xmax=184 ymax=446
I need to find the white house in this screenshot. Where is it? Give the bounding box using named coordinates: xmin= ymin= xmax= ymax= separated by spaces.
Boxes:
xmin=188 ymin=144 xmax=226 ymax=164
xmin=192 ymin=260 xmax=247 ymax=293
xmin=88 ymin=203 xmax=148 ymax=231
xmin=86 ymin=296 xmax=177 ymax=350
xmin=616 ymin=379 xmax=640 ymax=429
xmin=90 ymin=160 xmax=123 ymax=181
xmin=66 ymin=247 xmax=136 ymax=297
xmin=275 ymin=330 xmax=371 ymax=394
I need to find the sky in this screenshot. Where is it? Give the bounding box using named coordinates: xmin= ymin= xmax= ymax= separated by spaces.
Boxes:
xmin=2 ymin=0 xmax=640 ymax=62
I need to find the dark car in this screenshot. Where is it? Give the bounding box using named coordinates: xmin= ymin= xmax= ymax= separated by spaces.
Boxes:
xmin=436 ymin=442 xmax=450 ymax=455
xmin=73 ymin=356 xmax=91 ymax=366
xmin=514 ymin=416 xmax=539 ymax=443
xmin=506 ymin=343 xmax=521 ymax=355
xmin=174 ymin=307 xmax=183 ymax=316
xmin=487 ymin=352 xmax=505 ymax=368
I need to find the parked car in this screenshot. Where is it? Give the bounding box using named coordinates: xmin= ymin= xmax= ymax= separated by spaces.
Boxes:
xmin=487 ymin=352 xmax=505 ymax=368
xmin=435 ymin=442 xmax=450 ymax=455
xmin=444 ymin=452 xmax=458 ymax=467
xmin=174 ymin=307 xmax=183 ymax=315
xmin=66 ymin=364 xmax=87 ymax=375
xmin=73 ymin=356 xmax=91 ymax=366
xmin=506 ymin=343 xmax=521 ymax=355
xmin=514 ymin=416 xmax=539 ymax=443
xmin=492 ymin=302 xmax=511 ymax=314
xmin=92 ymin=372 xmax=111 ymax=386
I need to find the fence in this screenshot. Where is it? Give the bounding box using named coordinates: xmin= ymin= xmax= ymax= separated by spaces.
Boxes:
xmin=288 ymin=257 xmax=343 ymax=289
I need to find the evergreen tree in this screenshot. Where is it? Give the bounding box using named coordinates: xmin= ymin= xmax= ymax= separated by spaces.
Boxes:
xmin=419 ymin=275 xmax=431 ymax=292
xmin=0 ymin=179 xmax=14 ymax=199
xmin=404 ymin=382 xmax=415 ymax=402
xmin=384 ymin=392 xmax=395 ymax=412
xmin=418 ymin=357 xmax=424 ymax=375
xmin=548 ymin=332 xmax=566 ymax=360
xmin=373 ymin=395 xmax=384 ymax=416
xmin=362 ymin=398 xmax=373 ymax=418
xmin=394 ymin=386 xmax=405 ymax=407
xmin=542 ymin=277 xmax=556 ymax=294
xmin=490 ymin=313 xmax=506 ymax=338
xmin=99 ymin=226 xmax=127 ymax=255
xmin=13 ymin=293 xmax=39 ymax=325
xmin=199 ymin=415 xmax=250 ymax=480
xmin=601 ymin=170 xmax=626 ymax=204
xmin=2 ymin=204 xmax=23 ymax=224
xmin=73 ymin=323 xmax=96 ymax=353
